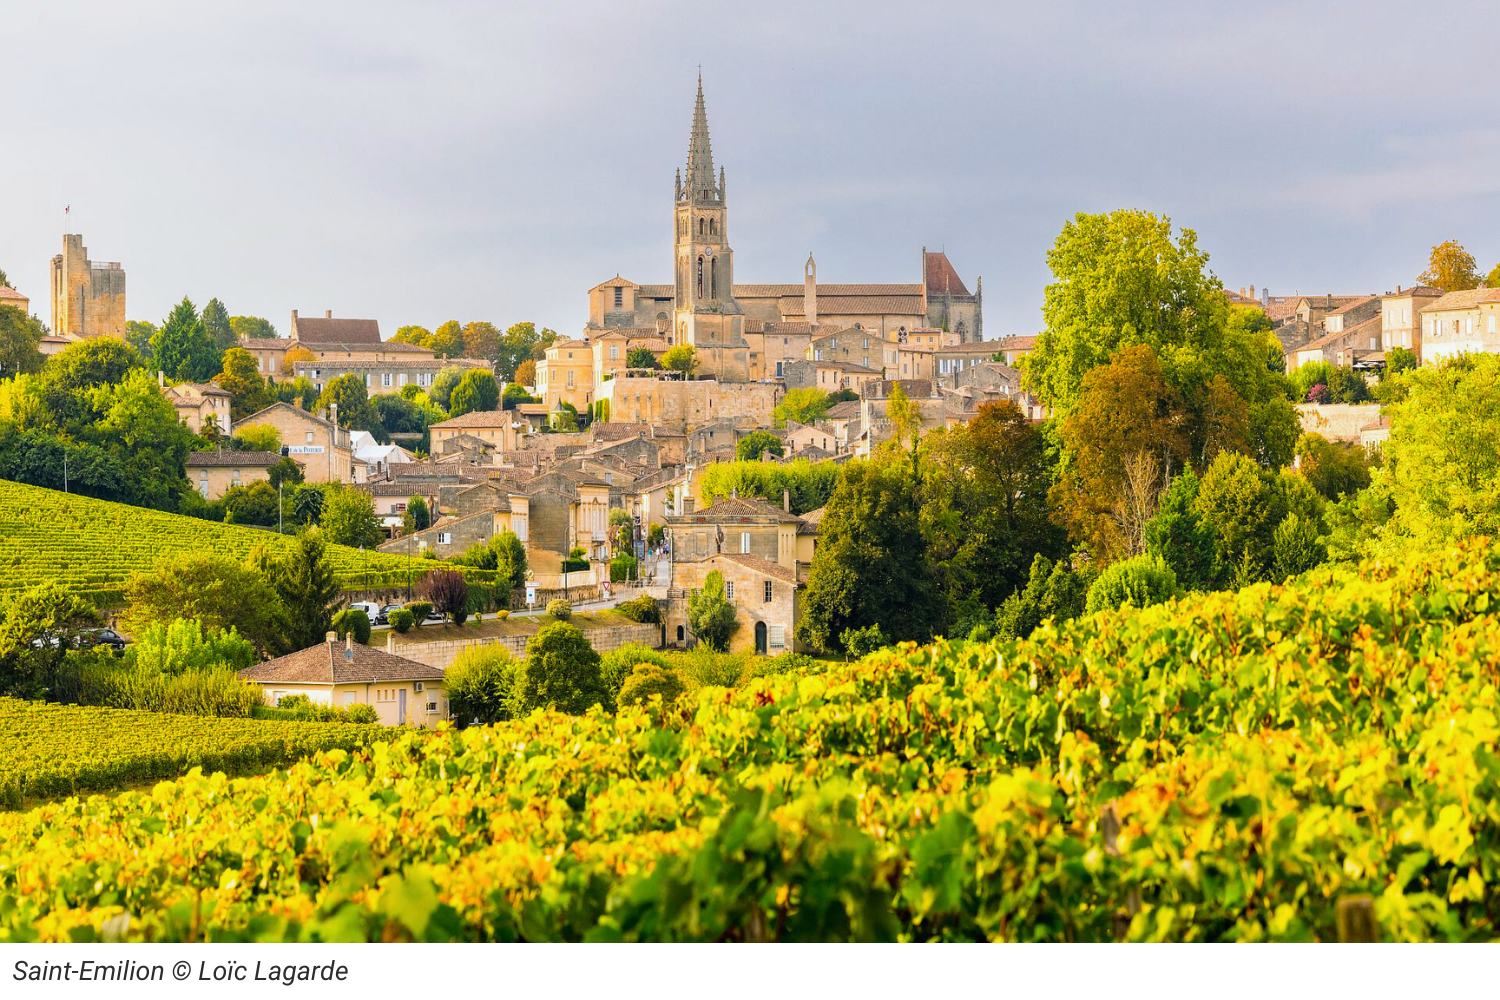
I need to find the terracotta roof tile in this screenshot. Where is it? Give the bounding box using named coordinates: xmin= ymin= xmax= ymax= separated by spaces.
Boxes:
xmin=924 ymin=251 xmax=972 ymax=298
xmin=240 ymin=638 xmax=445 ymax=685
xmin=716 ymin=552 xmax=797 ymax=584
xmin=187 ymin=450 xmax=288 ymax=467
xmin=1425 ymin=288 xmax=1500 ymax=312
xmin=292 ymin=317 xmax=381 ymax=344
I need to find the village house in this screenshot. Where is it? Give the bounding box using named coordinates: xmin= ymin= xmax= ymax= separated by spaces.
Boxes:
xmin=743 ymin=320 xmax=814 ymax=380
xmin=933 ymin=341 xmax=999 ymax=382
xmin=186 ymin=450 xmax=291 ymax=500
xmin=236 ymin=402 xmax=365 ymax=484
xmin=239 ymin=633 xmax=448 ymax=727
xmin=783 ymin=359 xmax=883 ymax=395
xmin=992 ymin=334 xmax=1036 ymax=367
xmin=593 ymin=372 xmax=779 ymax=430
xmin=0 ymin=284 xmax=29 ymax=314
xmin=535 ymin=338 xmax=595 ymax=414
xmin=292 ymin=356 xmax=489 ymax=397
xmin=159 ymin=376 xmax=233 ymax=435
xmin=1380 ymin=286 xmax=1443 ymax=360
xmin=428 ymin=410 xmax=526 ymax=457
xmin=591 ymin=329 xmax=668 ymax=388
xmin=1420 ymin=288 xmax=1500 ymax=364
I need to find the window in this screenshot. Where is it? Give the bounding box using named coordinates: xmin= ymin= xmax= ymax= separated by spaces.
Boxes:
xmin=231 ymin=469 xmax=241 ymax=487
xmin=768 ymin=625 xmax=786 ymax=649
xmin=741 ymin=531 xmax=750 ymax=553
xmin=764 ymin=580 xmax=773 ymax=603
xmin=610 ymin=344 xmax=619 ymax=360
xmin=381 ymin=372 xmax=393 ymax=387
xmin=775 ymin=361 xmax=783 ymax=377
xmin=198 ymin=476 xmax=208 ymax=498
xmin=613 ymin=286 xmax=624 ymax=309
xmin=1490 ymin=316 xmax=1497 ymax=334
xmin=566 ymin=371 xmax=575 ymax=388
xmin=305 ymin=431 xmax=315 ymax=443
xmin=696 ymin=256 xmax=704 ymax=297
xmin=725 ymin=581 xmax=735 ymax=600
xmin=814 ymin=349 xmax=823 ymax=361
xmin=438 ymin=532 xmax=452 ymax=545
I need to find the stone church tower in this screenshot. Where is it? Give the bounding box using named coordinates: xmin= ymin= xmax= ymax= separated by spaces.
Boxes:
xmin=672 ymin=75 xmax=749 ymax=381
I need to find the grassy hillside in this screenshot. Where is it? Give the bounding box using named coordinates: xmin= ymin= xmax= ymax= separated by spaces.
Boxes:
xmin=0 ymin=479 xmax=463 ymax=605
xmin=2 ymin=539 xmax=1497 ymax=940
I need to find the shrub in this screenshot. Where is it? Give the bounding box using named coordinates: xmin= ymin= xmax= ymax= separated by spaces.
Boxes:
xmin=345 ymin=703 xmax=378 ymax=724
xmin=617 ymin=663 xmax=685 ymax=709
xmin=616 ymin=594 xmax=660 ymax=624
xmin=425 ymin=569 xmax=470 ymax=625
xmin=387 ymin=608 xmax=415 ymax=633
xmin=404 ymin=601 xmax=433 ymax=624
xmin=446 ymin=647 xmax=524 ymax=727
xmin=493 ymin=609 xmax=509 ymax=620
xmin=1084 ymin=553 xmax=1179 ymax=615
xmin=1271 ymin=512 xmax=1327 ymax=580
xmin=124 ymin=619 xmax=256 ymax=675
xmin=522 ymin=621 xmax=605 ymax=714
xmin=750 ymin=651 xmax=822 ymax=678
xmin=547 ymin=599 xmax=572 ymax=621
xmin=332 ymin=608 xmax=372 ymax=645
xmin=840 ymin=623 xmax=889 ymax=659
xmin=677 ymin=646 xmax=748 ymax=689
xmin=599 ymin=643 xmax=674 ymax=706
xmin=49 ymin=655 xmax=264 ymax=718
xmin=609 ymin=554 xmax=639 ymax=583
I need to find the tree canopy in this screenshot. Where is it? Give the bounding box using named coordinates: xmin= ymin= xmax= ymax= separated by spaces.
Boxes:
xmin=151 ymin=298 xmax=222 ymax=382
xmin=1418 ymin=240 xmax=1481 ymax=292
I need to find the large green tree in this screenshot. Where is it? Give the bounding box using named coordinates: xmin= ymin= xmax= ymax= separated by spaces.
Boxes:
xmin=214 ymin=347 xmax=273 ymax=419
xmin=429 ymin=366 xmax=466 ymax=411
xmin=151 ymin=298 xmax=222 ymax=382
xmin=772 ymin=387 xmax=833 ymax=427
xmin=315 ymin=373 xmax=378 ymax=431
xmin=449 ymin=369 xmax=501 ymax=416
xmin=494 ymin=322 xmax=558 ymax=381
xmin=121 ymin=552 xmax=287 ymax=657
xmin=0 ymin=583 xmax=100 ymax=698
xmin=0 ymin=306 xmax=45 ymax=377
xmin=521 ymin=621 xmax=606 ymax=714
xmin=319 ymin=487 xmax=384 ymax=549
xmin=797 ymin=459 xmax=940 ymax=653
xmin=229 ymin=315 xmax=278 ymax=340
xmin=429 ymin=320 xmax=465 ymax=358
xmin=202 ymin=297 xmax=235 ymax=351
xmin=255 ymin=529 xmax=341 ymax=650
xmin=686 ymin=570 xmax=739 ymax=651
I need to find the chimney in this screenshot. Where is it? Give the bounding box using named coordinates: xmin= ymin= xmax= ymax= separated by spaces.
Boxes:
xmin=157 ymin=370 xmax=165 ymax=388
xmin=325 ymin=309 xmax=333 ymax=319
xmin=344 ymin=634 xmax=354 ymax=660
xmin=783 ymin=488 xmax=791 ymax=512
xmin=804 ymin=253 xmax=818 ymax=328
xmin=325 ymin=630 xmax=337 ymax=643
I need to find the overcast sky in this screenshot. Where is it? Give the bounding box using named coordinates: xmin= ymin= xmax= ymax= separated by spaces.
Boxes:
xmin=4 ymin=0 xmax=1499 ymax=341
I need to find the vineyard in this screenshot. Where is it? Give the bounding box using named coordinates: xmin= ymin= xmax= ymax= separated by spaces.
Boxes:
xmin=0 ymin=479 xmax=485 ymax=604
xmin=3 ymin=538 xmax=1500 ymax=941
xmin=0 ymin=699 xmax=380 ymax=809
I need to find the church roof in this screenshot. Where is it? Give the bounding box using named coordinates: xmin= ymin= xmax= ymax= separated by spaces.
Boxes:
xmin=924 ymin=251 xmax=972 ymax=298
xmin=682 ymin=74 xmax=721 ymax=205
xmin=782 ymin=294 xmax=926 ymax=317
xmin=735 ymin=283 xmax=925 ymax=297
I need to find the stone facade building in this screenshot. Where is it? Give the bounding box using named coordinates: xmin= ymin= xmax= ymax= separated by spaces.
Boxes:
xmin=1380 ymin=286 xmax=1443 ymax=359
xmin=236 ymin=402 xmax=365 ymax=484
xmin=583 ymin=76 xmax=984 ymax=382
xmin=49 ymin=233 xmax=125 ymax=341
xmin=1421 ymin=288 xmax=1500 ymax=363
xmin=186 ymin=450 xmax=290 ymax=499
xmin=594 ymin=373 xmax=779 ymax=430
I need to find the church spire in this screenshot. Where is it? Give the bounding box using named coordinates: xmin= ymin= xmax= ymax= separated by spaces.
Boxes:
xmin=682 ymin=72 xmax=721 ymax=205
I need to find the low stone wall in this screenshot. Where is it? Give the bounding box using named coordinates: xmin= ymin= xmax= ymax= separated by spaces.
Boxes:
xmin=1295 ymin=403 xmax=1382 ymax=444
xmin=387 ymin=621 xmax=661 ymax=671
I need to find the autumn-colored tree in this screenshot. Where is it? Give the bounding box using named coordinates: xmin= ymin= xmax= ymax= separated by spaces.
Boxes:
xmin=429 ymin=320 xmax=465 ymax=357
xmin=1418 ymin=240 xmax=1481 ymax=292
xmin=1053 ymin=344 xmax=1191 ymax=561
xmin=514 ymin=359 xmax=537 ymax=386
xmin=1487 ymin=262 xmax=1500 ymax=288
xmin=662 ymin=342 xmax=698 ymax=376
xmin=281 ymin=344 xmax=317 ymax=375
xmin=461 ymin=321 xmax=502 ymax=362
xmin=392 ymin=324 xmax=432 ymax=348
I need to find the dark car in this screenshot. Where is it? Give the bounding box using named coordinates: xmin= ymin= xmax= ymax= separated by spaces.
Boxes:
xmin=76 ymin=628 xmax=128 ymax=653
xmin=377 ymin=604 xmax=403 ymax=626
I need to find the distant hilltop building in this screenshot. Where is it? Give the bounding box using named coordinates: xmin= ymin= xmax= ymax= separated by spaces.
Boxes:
xmin=585 ymin=76 xmax=983 ymax=381
xmin=50 ymin=233 xmax=126 ymax=340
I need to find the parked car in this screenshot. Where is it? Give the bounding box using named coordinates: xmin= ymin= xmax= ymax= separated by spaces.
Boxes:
xmin=377 ymin=604 xmax=404 ymax=626
xmin=76 ymin=628 xmax=128 ymax=653
xmin=348 ymin=601 xmax=381 ymax=624
xmin=424 ymin=610 xmax=446 ymax=625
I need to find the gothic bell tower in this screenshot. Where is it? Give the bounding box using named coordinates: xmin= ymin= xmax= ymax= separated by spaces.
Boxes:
xmin=671 ymin=74 xmax=747 ymax=380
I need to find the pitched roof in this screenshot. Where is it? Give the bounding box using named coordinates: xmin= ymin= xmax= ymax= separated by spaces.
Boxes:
xmin=1326 ymin=294 xmax=1380 ymax=318
xmin=715 ymin=552 xmax=797 ymax=584
xmin=291 ymin=317 xmax=381 ymax=345
xmin=240 ymin=637 xmax=445 ymax=685
xmin=797 ymin=505 xmax=826 ymax=533
xmin=0 ymin=286 xmax=27 ymax=303
xmin=825 ymin=401 xmax=861 ymax=419
xmin=996 ymin=335 xmax=1037 ymax=352
xmin=1425 ymin=287 xmax=1500 ymax=312
xmin=924 ymin=251 xmax=972 ymax=299
xmin=803 ymin=360 xmax=881 ymax=374
xmin=187 ymin=450 xmax=287 ymax=468
xmin=782 ymin=294 xmax=925 ymax=317
xmin=689 ymin=495 xmax=803 ymax=523
xmin=1382 ymin=285 xmax=1445 ymax=300
xmin=934 ymin=342 xmax=998 ymax=355
xmin=430 ymin=410 xmax=519 ymax=429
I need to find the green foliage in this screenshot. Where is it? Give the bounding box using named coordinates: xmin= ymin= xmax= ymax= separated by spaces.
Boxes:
xmin=0 ymin=583 xmax=101 ymax=698
xmin=0 ymin=305 xmax=45 ymax=378
xmin=698 ymin=460 xmax=840 ymax=515
xmin=772 ymin=387 xmax=833 ymax=428
xmin=609 ymin=554 xmax=638 ymax=583
xmin=1296 ymin=432 xmax=1371 ymax=501
xmin=686 ymin=570 xmax=738 ymax=652
xmin=201 ymin=298 xmax=235 ymax=351
xmin=403 ymin=601 xmax=433 ymax=624
xmin=124 ymin=619 xmax=256 ymax=675
xmin=839 ymin=624 xmax=888 ymax=658
xmin=316 ymin=374 xmax=378 ymax=432
xmin=1083 ymin=553 xmax=1179 ymax=614
xmin=1270 ymin=511 xmax=1326 ymax=581
xmin=151 ymin=297 xmax=222 ymax=382
xmin=617 ymin=663 xmax=684 ymax=710
xmin=798 ymin=460 xmax=940 ymax=653
xmin=402 ymin=496 xmax=431 ymax=534
xmin=229 ymin=315 xmax=278 ymax=340
xmin=501 ymin=383 xmax=535 ymax=410
xmin=215 ymin=347 xmax=274 ymax=420
xmin=522 ymin=621 xmax=605 ymax=715
xmin=489 ymin=530 xmax=527 ymax=593
xmin=429 ymin=366 xmax=466 ymax=411
xmin=492 ymin=322 xmax=557 ymax=382
xmin=616 ymin=594 xmax=660 ymax=624
xmin=1193 ymin=451 xmax=1287 ymax=585
xmin=736 ymin=430 xmax=784 ymax=461
xmin=121 ymin=551 xmax=286 ymax=657
xmin=259 ymin=529 xmax=342 ymax=651
xmin=993 ymin=554 xmax=1089 ymax=642
xmin=319 ymin=488 xmax=384 ymax=549
xmin=0 ymin=698 xmax=376 ymax=808
xmin=547 ymin=599 xmax=572 ymax=621
xmin=598 ymin=643 xmax=675 ymax=707
xmin=387 ymin=608 xmax=415 ymax=633
xmin=446 ymin=647 xmax=524 ymax=727
xmin=1385 ymin=346 xmax=1418 ymax=378
xmin=332 ymin=608 xmax=372 ymax=645
xmin=234 ymin=423 xmax=281 ymax=454
xmin=448 ymin=370 xmax=500 ymax=417
xmin=661 ymin=342 xmax=698 ymax=376
xmin=625 ymin=347 xmax=659 ymax=369
xmin=220 ymin=481 xmax=281 ymax=527
xmin=50 ymin=656 xmax=263 ymax=719
xmin=1144 ymin=473 xmax=1219 ymax=590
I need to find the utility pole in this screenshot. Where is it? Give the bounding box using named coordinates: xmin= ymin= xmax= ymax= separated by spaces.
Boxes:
xmin=278 ymin=482 xmax=284 ymax=534
xmin=63 ymin=453 xmax=68 ymax=494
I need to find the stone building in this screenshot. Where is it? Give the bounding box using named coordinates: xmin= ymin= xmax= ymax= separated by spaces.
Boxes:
xmin=0 ymin=284 xmax=29 ymax=315
xmin=593 ymin=373 xmax=779 ymax=430
xmin=186 ymin=450 xmax=291 ymax=499
xmin=428 ymin=409 xmax=525 ymax=457
xmin=1420 ymin=288 xmax=1500 ymax=364
xmin=783 ymin=359 xmax=882 ymax=394
xmin=535 ymin=339 xmax=595 ymax=414
xmin=239 ymin=634 xmax=448 ymax=727
xmin=236 ymin=402 xmax=365 ymax=484
xmin=292 ymin=356 xmax=488 ymax=397
xmin=49 ymin=233 xmax=125 ymax=340
xmin=1380 ymin=286 xmax=1444 ymax=360
xmin=583 ymin=76 xmax=984 ymax=381
xmin=160 ymin=376 xmax=233 ymax=435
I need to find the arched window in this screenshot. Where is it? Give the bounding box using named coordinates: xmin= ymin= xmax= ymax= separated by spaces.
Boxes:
xmin=710 ymin=258 xmax=717 ymax=299
xmin=676 ymin=625 xmax=685 ymax=643
xmin=699 ymin=217 xmax=706 ymax=236
xmin=710 ymin=217 xmax=718 ymax=235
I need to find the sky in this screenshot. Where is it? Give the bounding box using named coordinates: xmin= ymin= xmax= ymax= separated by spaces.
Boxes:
xmin=4 ymin=0 xmax=1500 ymax=341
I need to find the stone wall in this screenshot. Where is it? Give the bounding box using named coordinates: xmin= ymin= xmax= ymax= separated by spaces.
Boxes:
xmin=1296 ymin=402 xmax=1382 ymax=443
xmin=387 ymin=620 xmax=661 ymax=670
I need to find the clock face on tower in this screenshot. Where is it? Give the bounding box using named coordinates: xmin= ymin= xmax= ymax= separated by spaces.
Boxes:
xmin=703 ymin=247 xmax=714 ymax=258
